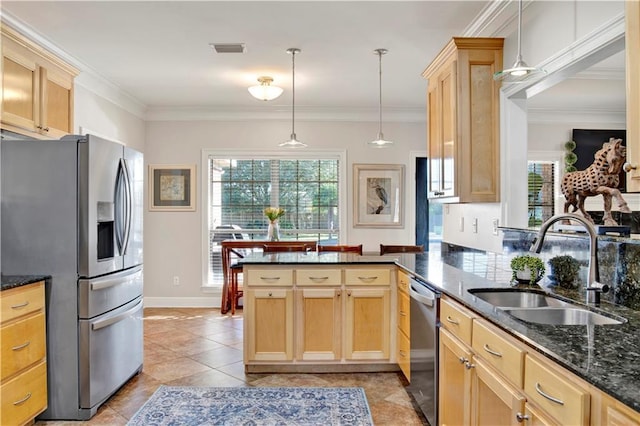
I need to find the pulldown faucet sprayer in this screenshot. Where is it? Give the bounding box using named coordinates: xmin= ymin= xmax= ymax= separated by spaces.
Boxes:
xmin=530 ymin=213 xmax=609 ymax=304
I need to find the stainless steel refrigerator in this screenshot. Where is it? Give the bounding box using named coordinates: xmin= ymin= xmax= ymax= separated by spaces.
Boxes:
xmin=1 ymin=134 xmax=144 ymax=420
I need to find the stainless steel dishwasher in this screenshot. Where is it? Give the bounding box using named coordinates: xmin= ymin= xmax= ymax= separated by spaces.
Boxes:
xmin=407 ymin=277 xmax=440 ymax=426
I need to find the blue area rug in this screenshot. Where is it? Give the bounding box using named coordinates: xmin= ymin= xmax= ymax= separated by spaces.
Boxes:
xmin=127 ymin=385 xmax=374 ymax=426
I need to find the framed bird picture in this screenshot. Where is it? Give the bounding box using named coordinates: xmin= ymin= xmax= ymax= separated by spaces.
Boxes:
xmin=353 ymin=163 xmax=404 ymax=228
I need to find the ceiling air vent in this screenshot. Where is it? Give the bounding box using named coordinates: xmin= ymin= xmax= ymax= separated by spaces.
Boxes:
xmin=210 ymin=43 xmax=246 ymax=54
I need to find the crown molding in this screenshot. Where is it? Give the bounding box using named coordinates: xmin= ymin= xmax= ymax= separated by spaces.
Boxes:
xmin=145 ymin=106 xmax=426 ymax=123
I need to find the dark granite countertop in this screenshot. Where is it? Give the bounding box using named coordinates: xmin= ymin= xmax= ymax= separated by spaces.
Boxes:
xmin=238 ymin=251 xmax=640 ymax=413
xmin=1 ymin=274 xmax=50 ymax=291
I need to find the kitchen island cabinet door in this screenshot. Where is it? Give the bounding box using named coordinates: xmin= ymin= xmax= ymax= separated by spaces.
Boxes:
xmin=295 ymin=288 xmax=341 ymax=361
xmin=244 ymin=289 xmax=293 ymax=362
xmin=439 ymin=327 xmax=473 ymax=426
xmin=470 ymin=356 xmax=526 ymax=426
xmin=344 ymin=287 xmax=390 ymax=360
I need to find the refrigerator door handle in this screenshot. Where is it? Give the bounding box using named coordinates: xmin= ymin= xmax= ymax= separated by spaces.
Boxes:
xmin=121 ymin=158 xmax=133 ymax=255
xmin=114 ymin=160 xmax=125 ymax=253
xmin=91 ymin=299 xmax=141 ymax=331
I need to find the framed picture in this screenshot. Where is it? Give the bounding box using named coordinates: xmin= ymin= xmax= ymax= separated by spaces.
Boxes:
xmin=149 ymin=164 xmax=196 ymax=211
xmin=353 ymin=163 xmax=404 ymax=228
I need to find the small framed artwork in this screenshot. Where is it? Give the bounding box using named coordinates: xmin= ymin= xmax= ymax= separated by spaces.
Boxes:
xmin=149 ymin=164 xmax=196 ymax=211
xmin=353 ymin=163 xmax=404 ymax=228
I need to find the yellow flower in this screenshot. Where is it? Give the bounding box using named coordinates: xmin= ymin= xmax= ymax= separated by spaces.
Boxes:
xmin=264 ymin=207 xmax=285 ymax=221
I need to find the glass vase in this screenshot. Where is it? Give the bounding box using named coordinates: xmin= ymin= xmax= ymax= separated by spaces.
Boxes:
xmin=267 ymin=221 xmax=280 ymax=241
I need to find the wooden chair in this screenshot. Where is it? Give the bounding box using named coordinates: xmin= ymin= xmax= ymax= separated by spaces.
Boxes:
xmin=227 ymin=248 xmax=246 ymax=315
xmin=379 ymin=244 xmax=424 ymax=255
xmin=318 ymin=244 xmax=363 ymax=255
xmin=263 ymin=243 xmax=314 ymax=253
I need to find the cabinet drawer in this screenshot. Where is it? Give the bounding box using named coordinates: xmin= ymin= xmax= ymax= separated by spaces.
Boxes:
xmin=1 ymin=360 xmax=47 ymax=426
xmin=398 ymin=290 xmax=410 ymax=337
xmin=472 ymin=319 xmax=524 ymax=387
xmin=440 ymin=297 xmax=475 ymax=346
xmin=525 ymin=355 xmax=589 ymax=425
xmin=245 ymin=269 xmax=293 ymax=286
xmin=397 ymin=329 xmax=410 ymax=381
xmin=1 ymin=312 xmax=46 ymax=381
xmin=344 ymin=268 xmax=390 ymax=286
xmin=398 ymin=271 xmax=410 ymax=294
xmin=296 ymin=269 xmax=342 ymax=285
xmin=1 ymin=282 xmax=45 ymax=323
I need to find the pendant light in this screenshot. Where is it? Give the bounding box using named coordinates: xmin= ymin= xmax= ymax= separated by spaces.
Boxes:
xmin=248 ymin=76 xmax=283 ymax=101
xmin=279 ymin=48 xmax=307 ymax=148
xmin=369 ymin=48 xmax=394 ymax=148
xmin=494 ymin=0 xmax=546 ymax=83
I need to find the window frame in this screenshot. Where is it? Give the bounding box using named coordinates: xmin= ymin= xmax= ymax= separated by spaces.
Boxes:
xmin=527 ymin=150 xmax=563 ymax=229
xmin=200 ymin=149 xmax=347 ymax=289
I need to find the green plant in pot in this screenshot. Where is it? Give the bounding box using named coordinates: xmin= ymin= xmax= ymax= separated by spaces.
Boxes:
xmin=548 ymin=255 xmax=581 ymax=289
xmin=510 ymin=254 xmax=545 ymax=285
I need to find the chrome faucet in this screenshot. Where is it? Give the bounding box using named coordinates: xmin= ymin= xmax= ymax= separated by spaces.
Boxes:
xmin=530 ymin=213 xmax=609 ymax=304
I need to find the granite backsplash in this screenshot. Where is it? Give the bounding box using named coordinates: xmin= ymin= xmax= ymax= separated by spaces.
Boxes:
xmin=442 ymin=229 xmax=640 ymax=310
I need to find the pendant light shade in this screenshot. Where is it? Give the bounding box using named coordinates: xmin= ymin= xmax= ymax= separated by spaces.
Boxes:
xmin=369 ymin=48 xmax=394 ymax=148
xmin=494 ymin=0 xmax=546 ymax=83
xmin=279 ymin=48 xmax=307 ymax=148
xmin=248 ymin=76 xmax=283 ymax=101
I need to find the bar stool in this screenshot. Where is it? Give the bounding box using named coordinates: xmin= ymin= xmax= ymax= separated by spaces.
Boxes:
xmin=318 ymin=244 xmax=363 ymax=255
xmin=379 ymin=244 xmax=424 ymax=255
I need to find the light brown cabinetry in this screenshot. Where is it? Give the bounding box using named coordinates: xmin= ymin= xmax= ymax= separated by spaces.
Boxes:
xmin=1 ymin=24 xmax=78 ymax=139
xmin=243 ymin=269 xmax=294 ymax=362
xmin=295 ymin=269 xmax=342 ymax=361
xmin=524 ymin=354 xmax=590 ymax=425
xmin=626 ymin=0 xmax=640 ymax=191
xmin=396 ymin=271 xmax=410 ymax=380
xmin=243 ymin=264 xmax=394 ymax=370
xmin=0 ymin=281 xmax=48 ymax=426
xmin=438 ymin=296 xmax=477 ymax=425
xmin=422 ymin=37 xmax=503 ymax=202
xmin=439 ymin=296 xmax=640 ymax=425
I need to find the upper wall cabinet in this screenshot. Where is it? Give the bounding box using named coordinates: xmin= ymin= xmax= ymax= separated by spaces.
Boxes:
xmin=422 ymin=38 xmax=503 ymax=203
xmin=1 ymin=24 xmax=78 ymax=139
xmin=626 ymin=1 xmax=640 ymax=191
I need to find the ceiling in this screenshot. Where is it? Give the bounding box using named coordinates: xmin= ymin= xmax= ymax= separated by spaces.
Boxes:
xmin=1 ymin=1 xmax=626 ymax=120
xmin=2 ymin=1 xmax=490 ymax=117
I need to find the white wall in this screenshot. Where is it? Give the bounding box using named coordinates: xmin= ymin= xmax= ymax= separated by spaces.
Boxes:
xmin=143 ymin=119 xmax=425 ymax=306
xmin=73 ymin=84 xmax=146 ymax=152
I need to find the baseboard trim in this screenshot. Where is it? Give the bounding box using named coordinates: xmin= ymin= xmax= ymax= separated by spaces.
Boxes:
xmin=144 ymin=296 xmax=222 ymax=308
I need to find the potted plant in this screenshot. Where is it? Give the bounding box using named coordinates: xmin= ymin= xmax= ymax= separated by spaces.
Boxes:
xmin=548 ymin=255 xmax=581 ymax=289
xmin=510 ymin=254 xmax=545 ymax=284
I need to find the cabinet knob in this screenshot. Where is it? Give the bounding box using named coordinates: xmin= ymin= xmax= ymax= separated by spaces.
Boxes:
xmin=12 ymin=392 xmax=32 ymax=406
xmin=36 ymin=125 xmax=43 ymax=130
xmin=458 ymin=356 xmax=468 ymax=364
xmin=623 ymin=162 xmax=637 ymax=173
xmin=516 ymin=413 xmax=529 ymax=423
xmin=43 ymin=127 xmax=50 ymax=132
xmin=268 ymin=292 xmax=272 ymax=297
xmin=464 ymin=361 xmax=475 ymax=370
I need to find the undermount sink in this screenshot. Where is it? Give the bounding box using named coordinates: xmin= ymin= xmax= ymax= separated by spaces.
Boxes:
xmin=502 ymin=307 xmax=626 ymax=326
xmin=468 ymin=288 xmax=626 ymax=326
xmin=468 ymin=288 xmax=571 ymax=308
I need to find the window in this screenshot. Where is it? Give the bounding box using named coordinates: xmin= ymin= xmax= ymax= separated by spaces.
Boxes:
xmin=527 ymin=161 xmax=556 ymax=227
xmin=203 ymin=151 xmax=345 ymax=286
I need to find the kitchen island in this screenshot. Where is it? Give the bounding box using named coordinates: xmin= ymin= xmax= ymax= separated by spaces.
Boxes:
xmin=237 ymin=250 xmax=640 ymax=420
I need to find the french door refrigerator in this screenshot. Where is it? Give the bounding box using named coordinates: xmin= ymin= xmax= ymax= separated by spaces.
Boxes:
xmin=1 ymin=134 xmax=144 ymax=420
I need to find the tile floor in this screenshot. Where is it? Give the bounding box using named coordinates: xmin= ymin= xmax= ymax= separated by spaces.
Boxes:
xmin=36 ymin=307 xmax=427 ymax=425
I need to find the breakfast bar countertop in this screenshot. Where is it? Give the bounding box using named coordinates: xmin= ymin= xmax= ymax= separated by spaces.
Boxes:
xmin=238 ymin=250 xmax=640 ymax=413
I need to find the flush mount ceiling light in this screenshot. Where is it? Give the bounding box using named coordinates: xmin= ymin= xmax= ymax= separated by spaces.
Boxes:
xmin=248 ymin=76 xmax=283 ymax=101
xmin=368 ymin=48 xmax=394 ymax=148
xmin=493 ymin=0 xmax=546 ymax=83
xmin=279 ymin=48 xmax=307 ymax=148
